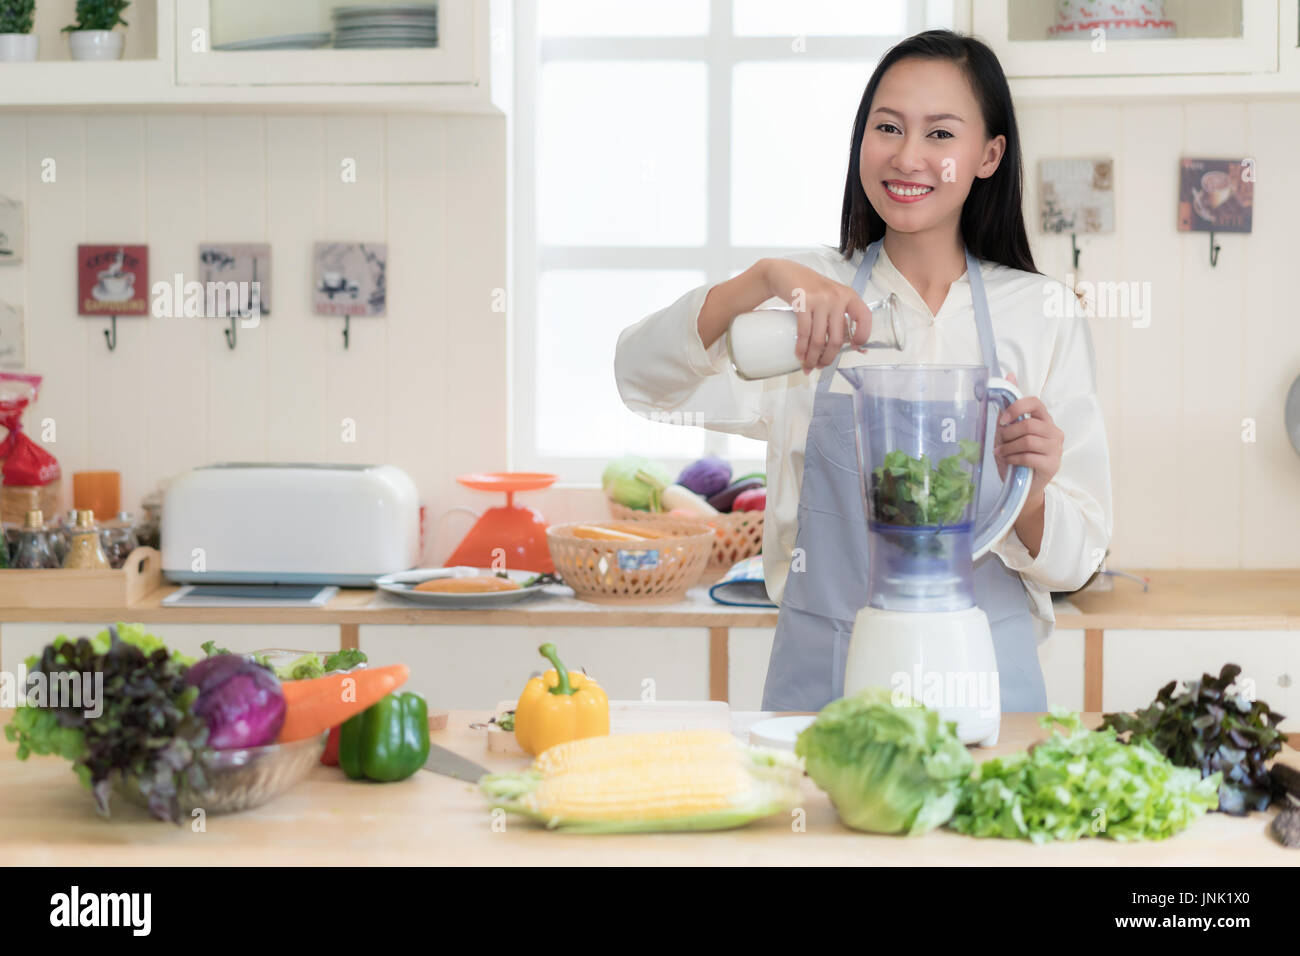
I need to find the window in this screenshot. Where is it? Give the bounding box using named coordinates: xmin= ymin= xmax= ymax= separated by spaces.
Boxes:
xmin=513 ymin=0 xmax=954 ymax=482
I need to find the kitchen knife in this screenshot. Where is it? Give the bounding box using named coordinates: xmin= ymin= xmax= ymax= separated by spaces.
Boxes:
xmin=421 ymin=742 xmax=491 ymax=782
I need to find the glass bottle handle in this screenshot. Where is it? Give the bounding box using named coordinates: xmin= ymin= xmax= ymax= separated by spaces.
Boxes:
xmin=971 ymin=378 xmax=1034 ymax=560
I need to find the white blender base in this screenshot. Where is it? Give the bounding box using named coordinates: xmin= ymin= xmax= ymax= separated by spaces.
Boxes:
xmin=843 ymin=605 xmax=1001 ymax=747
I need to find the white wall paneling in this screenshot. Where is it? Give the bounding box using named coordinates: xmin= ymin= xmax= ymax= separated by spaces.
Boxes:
xmin=2 ymin=111 xmax=507 ymax=567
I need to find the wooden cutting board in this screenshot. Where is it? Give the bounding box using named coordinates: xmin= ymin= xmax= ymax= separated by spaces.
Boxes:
xmin=485 ymin=699 xmax=732 ymax=755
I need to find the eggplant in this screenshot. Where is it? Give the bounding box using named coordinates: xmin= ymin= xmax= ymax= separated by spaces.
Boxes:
xmin=676 ymin=456 xmax=732 ymax=498
xmin=707 ymin=477 xmax=765 ymax=513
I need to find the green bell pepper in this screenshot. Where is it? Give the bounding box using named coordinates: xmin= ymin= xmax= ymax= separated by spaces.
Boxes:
xmin=338 ymin=691 xmax=431 ymax=782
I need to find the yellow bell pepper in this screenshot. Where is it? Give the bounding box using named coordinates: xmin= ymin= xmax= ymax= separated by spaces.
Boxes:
xmin=514 ymin=643 xmax=610 ymax=757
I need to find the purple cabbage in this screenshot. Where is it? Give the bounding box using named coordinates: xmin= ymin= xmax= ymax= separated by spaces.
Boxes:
xmin=185 ymin=654 xmax=286 ymax=749
xmin=676 ymin=456 xmax=731 ymax=498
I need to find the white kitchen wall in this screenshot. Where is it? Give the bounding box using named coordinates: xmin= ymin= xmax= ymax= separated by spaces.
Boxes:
xmin=0 ymin=111 xmax=506 ymax=567
xmin=1014 ymin=99 xmax=1300 ymax=571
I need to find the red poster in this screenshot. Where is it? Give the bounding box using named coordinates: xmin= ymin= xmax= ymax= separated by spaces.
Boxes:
xmin=77 ymin=244 xmax=149 ymax=316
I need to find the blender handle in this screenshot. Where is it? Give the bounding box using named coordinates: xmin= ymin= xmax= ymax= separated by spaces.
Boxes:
xmin=971 ymin=377 xmax=1034 ymax=560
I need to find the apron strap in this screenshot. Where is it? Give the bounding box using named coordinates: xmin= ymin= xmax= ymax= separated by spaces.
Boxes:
xmin=820 ymin=241 xmax=997 ymax=387
xmin=817 ymin=240 xmax=884 ymax=394
xmin=965 ymin=246 xmax=999 ymax=376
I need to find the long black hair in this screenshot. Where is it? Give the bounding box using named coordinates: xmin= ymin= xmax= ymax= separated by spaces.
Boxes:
xmin=839 ymin=30 xmax=1038 ymax=275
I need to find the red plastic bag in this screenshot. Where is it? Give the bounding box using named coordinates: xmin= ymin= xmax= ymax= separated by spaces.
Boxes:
xmin=0 ymin=372 xmax=61 ymax=487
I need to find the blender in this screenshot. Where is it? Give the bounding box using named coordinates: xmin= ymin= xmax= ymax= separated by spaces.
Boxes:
xmin=838 ymin=365 xmax=1032 ymax=746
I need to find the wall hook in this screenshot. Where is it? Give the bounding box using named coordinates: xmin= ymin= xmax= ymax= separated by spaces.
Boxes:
xmin=104 ymin=316 xmax=117 ymax=352
xmin=1070 ymin=232 xmax=1081 ymax=270
xmin=1209 ymin=230 xmax=1221 ymax=267
xmin=224 ymin=315 xmax=237 ymax=350
xmin=342 ymin=315 xmax=350 ymax=350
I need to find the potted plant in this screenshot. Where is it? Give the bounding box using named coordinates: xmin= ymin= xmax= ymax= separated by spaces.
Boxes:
xmin=63 ymin=0 xmax=129 ymax=61
xmin=0 ymin=0 xmax=37 ymax=62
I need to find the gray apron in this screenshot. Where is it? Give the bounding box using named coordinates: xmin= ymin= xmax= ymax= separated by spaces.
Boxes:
xmin=761 ymin=238 xmax=1049 ymax=713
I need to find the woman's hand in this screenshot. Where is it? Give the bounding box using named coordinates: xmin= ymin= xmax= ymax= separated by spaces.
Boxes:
xmin=993 ymin=371 xmax=1063 ymax=556
xmin=762 ymin=259 xmax=873 ymax=373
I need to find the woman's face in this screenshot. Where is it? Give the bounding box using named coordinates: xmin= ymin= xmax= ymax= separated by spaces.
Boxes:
xmin=859 ymin=58 xmax=1005 ymax=236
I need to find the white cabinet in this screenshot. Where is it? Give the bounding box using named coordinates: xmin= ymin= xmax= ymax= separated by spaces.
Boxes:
xmin=175 ymin=0 xmax=478 ymax=88
xmin=1103 ymin=630 xmax=1298 ymax=731
xmin=973 ymin=0 xmax=1277 ymax=78
xmin=0 ymin=0 xmax=499 ymax=108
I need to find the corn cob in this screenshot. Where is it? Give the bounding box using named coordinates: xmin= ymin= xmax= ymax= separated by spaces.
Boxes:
xmin=533 ymin=729 xmax=742 ymax=776
xmin=481 ymin=730 xmax=803 ymax=833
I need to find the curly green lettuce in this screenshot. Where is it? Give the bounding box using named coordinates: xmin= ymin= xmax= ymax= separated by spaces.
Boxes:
xmin=948 ymin=711 xmax=1221 ymax=843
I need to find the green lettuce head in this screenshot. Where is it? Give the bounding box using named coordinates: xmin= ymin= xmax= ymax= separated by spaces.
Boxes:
xmin=795 ymin=687 xmax=974 ymax=835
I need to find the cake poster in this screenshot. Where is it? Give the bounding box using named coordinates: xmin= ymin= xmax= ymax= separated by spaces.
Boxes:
xmin=77 ymin=244 xmax=149 ymax=316
xmin=1039 ymin=158 xmax=1114 ymax=234
xmin=1177 ymin=158 xmax=1253 ymax=234
xmin=313 ymin=242 xmax=386 ymax=317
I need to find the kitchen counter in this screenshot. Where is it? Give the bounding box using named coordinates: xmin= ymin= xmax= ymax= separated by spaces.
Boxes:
xmin=10 ymin=568 xmax=1300 ymax=629
xmin=2 ymin=710 xmax=1295 ymax=866
xmin=2 ymin=570 xmax=1299 ymax=706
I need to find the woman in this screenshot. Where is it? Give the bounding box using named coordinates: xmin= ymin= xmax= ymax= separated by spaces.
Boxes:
xmin=614 ymin=30 xmax=1112 ymax=712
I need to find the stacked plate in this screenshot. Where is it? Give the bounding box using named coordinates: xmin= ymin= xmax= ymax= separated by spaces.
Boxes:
xmin=212 ymin=32 xmax=331 ymax=51
xmin=332 ymin=4 xmax=439 ymax=49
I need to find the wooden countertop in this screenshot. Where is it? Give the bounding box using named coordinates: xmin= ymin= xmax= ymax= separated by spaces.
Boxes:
xmin=0 ymin=584 xmax=782 ymax=626
xmin=3 ymin=710 xmax=1295 ymax=866
xmin=2 ymin=570 xmax=1300 ymax=631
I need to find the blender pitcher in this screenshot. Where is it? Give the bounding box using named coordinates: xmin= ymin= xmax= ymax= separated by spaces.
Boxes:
xmin=837 ymin=364 xmax=1033 ymax=746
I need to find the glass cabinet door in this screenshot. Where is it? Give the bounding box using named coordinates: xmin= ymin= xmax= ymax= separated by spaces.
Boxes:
xmin=974 ymin=0 xmax=1277 ymax=77
xmin=176 ymin=0 xmax=477 ymax=86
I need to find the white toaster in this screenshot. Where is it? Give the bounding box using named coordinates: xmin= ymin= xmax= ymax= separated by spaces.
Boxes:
xmin=162 ymin=463 xmax=421 ymax=586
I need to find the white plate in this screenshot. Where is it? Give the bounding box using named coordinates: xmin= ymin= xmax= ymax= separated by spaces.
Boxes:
xmin=747 ymin=715 xmax=816 ymax=750
xmin=336 ymin=27 xmax=438 ymax=34
xmin=374 ymin=566 xmax=551 ymax=607
xmin=334 ymin=17 xmax=437 ymax=27
xmin=214 ymin=32 xmax=332 ymax=51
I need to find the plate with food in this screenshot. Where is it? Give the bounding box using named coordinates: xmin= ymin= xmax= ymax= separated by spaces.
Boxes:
xmin=373 ymin=566 xmax=557 ymax=606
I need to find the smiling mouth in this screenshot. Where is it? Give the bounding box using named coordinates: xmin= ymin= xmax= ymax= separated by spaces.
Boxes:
xmin=884 ymin=182 xmax=935 ymax=197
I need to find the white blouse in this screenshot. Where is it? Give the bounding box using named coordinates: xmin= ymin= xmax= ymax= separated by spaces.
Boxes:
xmin=614 ymin=243 xmax=1114 ymax=634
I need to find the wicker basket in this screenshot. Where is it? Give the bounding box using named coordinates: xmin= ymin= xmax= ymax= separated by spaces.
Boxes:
xmin=606 ymin=500 xmax=764 ymax=572
xmin=547 ymin=519 xmax=714 ymax=604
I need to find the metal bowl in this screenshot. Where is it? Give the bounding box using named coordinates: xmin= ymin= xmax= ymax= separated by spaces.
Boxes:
xmin=116 ymin=732 xmax=327 ymax=816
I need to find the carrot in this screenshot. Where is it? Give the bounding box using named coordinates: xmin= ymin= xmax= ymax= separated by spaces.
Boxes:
xmin=277 ymin=663 xmax=411 ymax=743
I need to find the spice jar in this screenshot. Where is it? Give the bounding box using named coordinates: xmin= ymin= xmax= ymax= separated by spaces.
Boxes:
xmin=63 ymin=510 xmax=110 ymax=569
xmin=14 ymin=510 xmax=60 ymax=569
xmin=136 ymin=491 xmax=162 ymax=550
xmin=100 ymin=511 xmax=140 ymax=569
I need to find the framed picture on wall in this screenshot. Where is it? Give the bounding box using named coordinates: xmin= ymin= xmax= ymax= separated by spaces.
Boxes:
xmin=0 ymin=302 xmax=25 ymax=369
xmin=77 ymin=244 xmax=149 ymax=316
xmin=199 ymin=242 xmax=272 ymax=317
xmin=312 ymin=242 xmax=386 ymax=317
xmin=0 ymin=197 xmax=23 ymax=264
xmin=1178 ymin=158 xmax=1253 ymax=233
xmin=1039 ymin=158 xmax=1115 ymax=235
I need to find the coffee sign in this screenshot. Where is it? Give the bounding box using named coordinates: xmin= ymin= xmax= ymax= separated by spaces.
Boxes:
xmin=77 ymin=244 xmax=149 ymax=316
xmin=1177 ymin=158 xmax=1253 ymax=234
